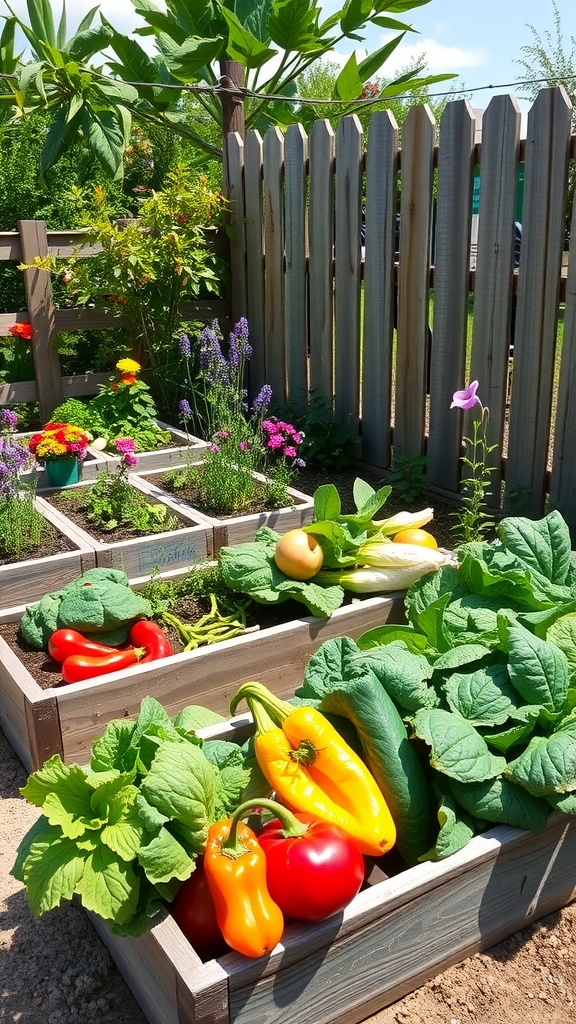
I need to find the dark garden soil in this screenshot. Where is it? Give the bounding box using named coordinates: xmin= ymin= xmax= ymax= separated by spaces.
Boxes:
xmin=0 ymin=518 xmax=77 ymax=565
xmin=141 ymin=467 xmax=308 ymax=519
xmin=43 ymin=486 xmax=190 ymax=542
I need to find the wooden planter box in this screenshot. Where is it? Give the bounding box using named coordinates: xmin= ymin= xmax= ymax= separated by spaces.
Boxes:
xmin=101 ymin=421 xmax=208 ymax=473
xmin=0 ymin=590 xmax=405 ymax=772
xmin=88 ymin=713 xmax=576 ymax=1024
xmin=38 ymin=477 xmax=213 ymax=576
xmin=0 ymin=495 xmax=95 ymax=613
xmin=136 ymin=465 xmax=315 ymax=551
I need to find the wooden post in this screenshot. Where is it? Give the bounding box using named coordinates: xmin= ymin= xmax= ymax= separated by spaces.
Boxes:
xmin=18 ymin=219 xmax=63 ymax=421
xmin=219 ymin=60 xmax=245 ymax=200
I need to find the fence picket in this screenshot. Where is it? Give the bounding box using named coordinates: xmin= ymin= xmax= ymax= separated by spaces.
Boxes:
xmin=284 ymin=123 xmax=308 ymax=404
xmin=428 ymin=100 xmax=476 ymax=493
xmin=549 ymin=186 xmax=576 ymax=526
xmin=226 ymin=132 xmax=247 ymax=324
xmin=243 ymin=131 xmax=266 ymax=395
xmin=394 ymin=105 xmax=436 ymax=458
xmin=18 ymin=219 xmax=63 ymax=419
xmin=361 ymin=111 xmax=399 ymax=468
xmin=469 ymin=94 xmax=522 ymax=505
xmin=308 ymin=119 xmax=335 ymax=403
xmin=505 ymin=87 xmax=573 ymax=518
xmin=263 ymin=128 xmax=286 ymax=402
xmin=334 ymin=116 xmax=363 ymax=432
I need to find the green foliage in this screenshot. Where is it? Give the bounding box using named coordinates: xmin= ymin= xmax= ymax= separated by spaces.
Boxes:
xmin=2 ymin=0 xmax=455 ymax=172
xmin=276 ymin=391 xmax=356 ymax=470
xmin=451 ymin=406 xmax=498 ymax=546
xmin=82 ymin=467 xmax=180 ymax=535
xmin=387 ymin=450 xmax=428 ymax=503
xmin=0 ymin=485 xmax=45 ymax=558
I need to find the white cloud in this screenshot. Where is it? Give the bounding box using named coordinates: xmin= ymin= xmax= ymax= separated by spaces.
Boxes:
xmin=331 ymin=37 xmax=488 ymax=79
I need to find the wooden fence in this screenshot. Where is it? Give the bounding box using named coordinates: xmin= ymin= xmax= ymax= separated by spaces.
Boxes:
xmin=1 ymin=86 xmax=575 ymax=528
xmin=0 ymin=222 xmax=229 ymax=417
xmin=224 ymin=86 xmax=576 ymax=527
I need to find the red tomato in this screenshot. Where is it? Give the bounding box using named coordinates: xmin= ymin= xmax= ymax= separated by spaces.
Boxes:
xmin=170 ymin=865 xmax=229 ymax=961
xmin=48 ymin=628 xmax=119 ymax=663
xmin=257 ymin=812 xmax=365 ymax=921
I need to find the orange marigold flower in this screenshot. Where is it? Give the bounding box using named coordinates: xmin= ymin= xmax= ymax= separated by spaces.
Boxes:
xmin=9 ymin=322 xmax=33 ymax=340
xmin=120 ymin=373 xmax=137 ymax=386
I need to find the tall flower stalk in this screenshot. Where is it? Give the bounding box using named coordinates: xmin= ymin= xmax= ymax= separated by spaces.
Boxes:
xmin=0 ymin=409 xmax=45 ymax=558
xmin=450 ymin=380 xmax=498 ymax=544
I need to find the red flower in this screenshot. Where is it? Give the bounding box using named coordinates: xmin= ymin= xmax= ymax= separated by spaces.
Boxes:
xmin=120 ymin=373 xmax=137 ymax=386
xmin=9 ymin=322 xmax=33 ymax=340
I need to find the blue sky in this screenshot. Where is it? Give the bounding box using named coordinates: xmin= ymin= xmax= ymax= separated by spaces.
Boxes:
xmin=4 ymin=0 xmax=575 ymax=106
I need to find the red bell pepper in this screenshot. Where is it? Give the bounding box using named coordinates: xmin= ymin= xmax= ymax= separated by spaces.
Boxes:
xmin=129 ymin=619 xmax=172 ymax=661
xmin=235 ymin=799 xmax=366 ymax=922
xmin=170 ymin=863 xmax=229 ymax=961
xmin=48 ymin=628 xmax=119 ymax=663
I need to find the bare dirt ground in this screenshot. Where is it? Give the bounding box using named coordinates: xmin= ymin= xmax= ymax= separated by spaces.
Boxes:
xmin=2 ymin=722 xmax=576 ymax=1024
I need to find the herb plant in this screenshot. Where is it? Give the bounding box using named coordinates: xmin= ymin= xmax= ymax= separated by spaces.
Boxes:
xmin=172 ymin=320 xmax=305 ymax=515
xmin=82 ymin=439 xmax=179 ymax=534
xmin=0 ymin=408 xmax=45 ymax=558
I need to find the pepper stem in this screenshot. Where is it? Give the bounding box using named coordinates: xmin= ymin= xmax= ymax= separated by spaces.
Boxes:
xmin=229 ymin=798 xmax=309 ymax=839
xmin=230 ymin=681 xmax=293 ymax=722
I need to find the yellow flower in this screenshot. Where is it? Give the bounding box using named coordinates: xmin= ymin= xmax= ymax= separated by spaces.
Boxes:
xmin=116 ymin=358 xmax=141 ymax=374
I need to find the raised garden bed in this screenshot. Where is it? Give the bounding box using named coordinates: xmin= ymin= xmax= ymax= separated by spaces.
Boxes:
xmin=136 ymin=464 xmax=315 ymax=551
xmin=102 ymin=421 xmax=208 ymax=473
xmin=0 ymin=494 xmax=95 ymax=612
xmin=87 ymin=712 xmax=576 ymax=1024
xmin=0 ymin=585 xmax=405 ymax=772
xmin=39 ymin=477 xmax=213 ymax=576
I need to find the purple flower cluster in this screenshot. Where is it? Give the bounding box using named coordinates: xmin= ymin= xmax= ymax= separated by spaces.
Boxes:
xmin=252 ymin=384 xmax=273 ymax=412
xmin=0 ymin=437 xmax=32 ymax=498
xmin=261 ymin=418 xmax=305 ymax=465
xmin=228 ymin=318 xmax=253 ymax=368
xmin=114 ymin=437 xmax=139 ymax=469
xmin=0 ymin=408 xmax=18 ymax=432
xmin=179 ymin=398 xmax=192 ymax=420
xmin=199 ymin=324 xmax=229 ymax=385
xmin=179 ymin=333 xmax=192 ymax=359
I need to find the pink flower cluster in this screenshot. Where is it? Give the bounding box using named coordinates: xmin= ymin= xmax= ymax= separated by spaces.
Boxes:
xmin=261 ymin=418 xmax=304 ymax=464
xmin=114 ymin=437 xmax=139 ymax=469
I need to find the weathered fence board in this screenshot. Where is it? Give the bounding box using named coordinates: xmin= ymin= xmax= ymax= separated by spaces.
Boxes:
xmin=18 ymin=219 xmax=63 ymax=414
xmin=263 ymin=127 xmax=286 ymax=403
xmin=284 ymin=123 xmax=308 ymax=404
xmin=361 ymin=111 xmax=398 ymax=468
xmin=469 ymin=94 xmax=522 ymax=506
xmin=550 ymin=184 xmax=576 ymax=513
xmin=506 ymin=87 xmax=573 ymax=517
xmin=334 ymin=115 xmax=363 ymax=431
xmin=394 ymin=104 xmax=436 ymax=458
xmin=242 ymin=130 xmax=266 ymax=393
xmin=308 ymin=119 xmax=335 ymax=402
xmin=226 ymin=131 xmax=247 ymax=330
xmin=427 ymin=100 xmax=475 ymax=492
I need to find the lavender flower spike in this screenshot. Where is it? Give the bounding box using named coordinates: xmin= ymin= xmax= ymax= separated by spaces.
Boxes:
xmin=252 ymin=384 xmax=273 ymax=411
xmin=179 ymin=398 xmax=192 ymax=419
xmin=450 ymin=380 xmax=481 ymax=410
xmin=179 ymin=333 xmax=191 ymax=358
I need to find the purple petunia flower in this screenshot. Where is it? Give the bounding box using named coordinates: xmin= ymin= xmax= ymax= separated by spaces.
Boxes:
xmin=252 ymin=384 xmax=273 ymax=412
xmin=451 ymin=381 xmax=481 ymax=410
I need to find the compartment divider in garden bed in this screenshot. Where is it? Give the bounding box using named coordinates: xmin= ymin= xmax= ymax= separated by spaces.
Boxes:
xmin=87 ymin=711 xmax=576 ymax=1024
xmin=38 ymin=477 xmax=214 ymax=576
xmin=102 ymin=421 xmax=209 ymax=473
xmin=134 ymin=464 xmax=315 ymax=550
xmin=0 ymin=495 xmax=96 ymax=612
xmin=0 ymin=585 xmax=405 ymax=771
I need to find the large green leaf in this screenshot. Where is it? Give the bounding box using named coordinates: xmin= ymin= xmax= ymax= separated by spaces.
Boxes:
xmin=443 ymin=662 xmax=520 ymax=727
xmin=140 ymin=741 xmax=217 ymax=855
xmin=80 ymin=105 xmax=125 ymax=177
xmin=137 ymin=827 xmax=195 ymax=884
xmin=506 ymin=714 xmax=576 ymax=796
xmin=411 ymin=708 xmax=506 ymax=783
xmin=498 ymin=510 xmax=572 ymax=586
xmin=75 ymin=844 xmax=140 ymax=924
xmin=449 ymin=776 xmax=550 ymax=832
xmin=352 ymin=642 xmax=438 ymax=713
xmin=21 ymin=830 xmax=87 ymax=916
xmin=506 ymin=622 xmax=570 ymax=713
xmin=219 ymin=8 xmax=277 ymax=67
xmin=155 ymin=33 xmax=224 ymax=81
xmin=67 ymin=26 xmax=114 ymax=62
xmin=267 ymin=0 xmax=326 ymax=52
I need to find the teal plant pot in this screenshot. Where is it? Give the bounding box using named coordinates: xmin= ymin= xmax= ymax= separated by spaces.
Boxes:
xmin=45 ymin=457 xmax=81 ymax=487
